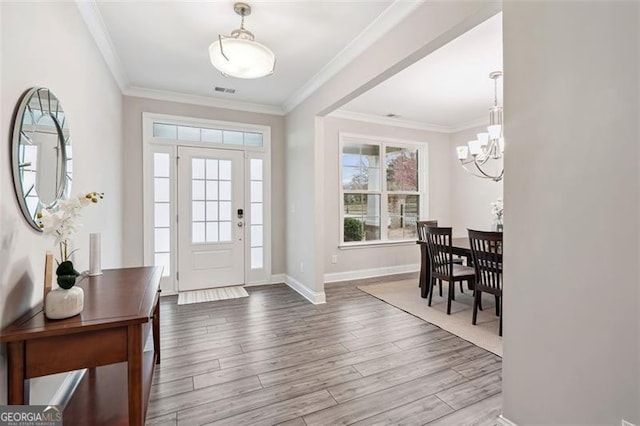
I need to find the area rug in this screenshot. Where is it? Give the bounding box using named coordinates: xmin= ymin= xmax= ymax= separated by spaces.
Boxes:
xmin=177 ymin=286 xmax=249 ymax=305
xmin=358 ymin=279 xmax=502 ymax=356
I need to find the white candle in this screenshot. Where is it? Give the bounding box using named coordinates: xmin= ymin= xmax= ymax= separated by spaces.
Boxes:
xmin=89 ymin=233 xmax=102 ymax=276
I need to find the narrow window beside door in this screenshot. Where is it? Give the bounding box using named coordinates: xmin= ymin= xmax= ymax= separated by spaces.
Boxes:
xmin=153 ymin=153 xmax=171 ymax=277
xmin=250 ymin=158 xmax=264 ymax=269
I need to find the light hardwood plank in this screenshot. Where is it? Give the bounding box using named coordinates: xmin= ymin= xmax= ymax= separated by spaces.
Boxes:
xmin=302 ymin=369 xmax=466 ymax=426
xmin=350 ymin=395 xmax=453 ymax=426
xmin=435 ymin=371 xmax=502 ymax=410
xmin=426 ymin=393 xmax=502 ymax=426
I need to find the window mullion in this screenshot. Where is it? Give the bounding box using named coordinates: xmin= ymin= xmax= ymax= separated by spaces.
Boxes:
xmin=381 ymin=142 xmax=388 ymax=241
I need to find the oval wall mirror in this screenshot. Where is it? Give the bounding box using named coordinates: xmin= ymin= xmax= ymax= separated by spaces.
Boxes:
xmin=11 ymin=87 xmax=72 ymax=231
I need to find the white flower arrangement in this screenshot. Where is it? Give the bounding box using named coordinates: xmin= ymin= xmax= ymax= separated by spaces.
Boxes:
xmin=37 ymin=192 xmax=104 ymax=262
xmin=490 ymin=197 xmax=504 ymax=220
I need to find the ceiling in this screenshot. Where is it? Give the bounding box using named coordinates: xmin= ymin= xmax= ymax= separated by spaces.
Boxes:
xmin=339 ymin=13 xmax=503 ymax=129
xmin=86 ymin=3 xmax=502 ymax=125
xmin=95 ymin=1 xmax=395 ymax=109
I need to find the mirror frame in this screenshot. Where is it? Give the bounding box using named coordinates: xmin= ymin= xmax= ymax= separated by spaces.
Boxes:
xmin=11 ymin=87 xmax=72 ymax=231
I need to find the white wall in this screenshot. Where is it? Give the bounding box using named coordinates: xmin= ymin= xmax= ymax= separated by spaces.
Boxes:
xmin=0 ymin=2 xmax=124 ymax=404
xmin=323 ymin=116 xmax=451 ymax=278
xmin=450 ymin=125 xmax=503 ymax=237
xmin=121 ymin=96 xmax=286 ymax=276
xmin=502 ymin=2 xmax=639 ymax=424
xmin=285 ymin=1 xmax=501 ymax=299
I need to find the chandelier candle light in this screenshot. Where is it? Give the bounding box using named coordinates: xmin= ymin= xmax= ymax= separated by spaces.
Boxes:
xmin=456 ymin=71 xmax=505 ymax=182
xmin=209 ymin=2 xmax=276 ymax=79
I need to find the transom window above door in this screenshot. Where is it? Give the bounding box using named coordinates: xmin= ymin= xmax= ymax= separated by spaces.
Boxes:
xmin=340 ymin=134 xmax=427 ymax=245
xmin=153 ymin=123 xmax=263 ymax=147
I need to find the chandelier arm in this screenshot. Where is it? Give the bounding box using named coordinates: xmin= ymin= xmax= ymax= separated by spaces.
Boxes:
xmin=473 ymin=160 xmax=503 ymax=182
xmin=459 ymin=161 xmax=494 ymax=180
xmin=218 ymin=35 xmax=229 ymax=62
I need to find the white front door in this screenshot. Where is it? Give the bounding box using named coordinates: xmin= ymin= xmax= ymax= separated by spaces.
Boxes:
xmin=177 ymin=146 xmax=245 ymax=290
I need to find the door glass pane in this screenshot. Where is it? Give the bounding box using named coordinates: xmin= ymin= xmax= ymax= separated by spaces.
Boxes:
xmin=202 ymin=129 xmax=222 ymax=143
xmin=388 ymin=195 xmax=419 ymax=240
xmin=154 ymin=228 xmax=170 ymax=252
xmin=155 ymin=203 xmax=170 ymax=227
xmin=219 ymin=222 xmax=232 ymax=241
xmin=251 ymin=203 xmax=263 ymax=225
xmin=192 ymin=201 xmax=205 ymax=221
xmin=154 ymin=178 xmax=170 ymax=202
xmin=153 ymin=123 xmax=177 ymax=139
xmin=154 ymin=153 xmax=170 ymax=177
xmin=219 ymin=201 xmax=232 ymax=221
xmin=251 ymin=225 xmax=263 ymax=247
xmin=251 ymin=247 xmax=263 ymax=269
xmin=342 ymin=143 xmax=380 ymax=190
xmin=219 ymin=160 xmax=232 ymax=180
xmin=206 ymin=181 xmax=218 ymax=200
xmin=178 ymin=126 xmax=200 ymax=141
xmin=250 ymin=159 xmax=262 ymax=180
xmin=206 ymin=159 xmax=218 ymax=179
xmin=206 ymin=222 xmax=219 ymax=242
xmin=250 ymin=181 xmax=263 ymax=203
xmin=192 ymin=222 xmax=205 ymax=243
xmin=343 ymin=194 xmax=380 ymax=242
xmin=192 ymin=159 xmax=205 ymax=179
xmin=192 ymin=180 xmax=205 ymax=200
xmin=223 ymin=131 xmax=243 ymax=145
xmin=154 ymin=253 xmax=170 ymax=277
xmin=386 ymin=146 xmax=418 ymax=191
xmin=244 ymin=132 xmax=263 ymax=147
xmin=206 ymin=201 xmax=218 ymax=221
xmin=219 ymin=181 xmax=231 ymax=200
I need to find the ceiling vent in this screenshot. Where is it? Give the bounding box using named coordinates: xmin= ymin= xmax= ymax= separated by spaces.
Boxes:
xmin=385 ymin=113 xmax=399 ymax=118
xmin=214 ymin=86 xmax=236 ymax=94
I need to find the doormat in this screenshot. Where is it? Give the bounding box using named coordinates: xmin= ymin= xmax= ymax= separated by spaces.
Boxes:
xmin=177 ymin=286 xmax=249 ymax=305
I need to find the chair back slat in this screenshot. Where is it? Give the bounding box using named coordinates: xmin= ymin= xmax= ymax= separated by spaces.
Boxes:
xmin=425 ymin=226 xmax=453 ymax=278
xmin=468 ymin=229 xmax=503 ymax=295
xmin=416 ymin=220 xmax=438 ymax=242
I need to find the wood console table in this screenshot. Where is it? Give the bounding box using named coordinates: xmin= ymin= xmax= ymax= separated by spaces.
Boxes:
xmin=0 ymin=267 xmax=162 ymax=426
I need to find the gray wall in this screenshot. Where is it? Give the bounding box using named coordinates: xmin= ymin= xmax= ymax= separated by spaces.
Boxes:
xmin=323 ymin=116 xmax=451 ymax=277
xmin=450 ymin=125 xmax=503 ymax=237
xmin=285 ymin=1 xmax=501 ymax=297
xmin=0 ymin=2 xmax=124 ymax=404
xmin=122 ymin=96 xmax=286 ymax=276
xmin=502 ymin=2 xmax=639 ymax=424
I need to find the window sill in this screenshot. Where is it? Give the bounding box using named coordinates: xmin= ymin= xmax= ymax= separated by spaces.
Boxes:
xmin=339 ymin=240 xmax=417 ymax=250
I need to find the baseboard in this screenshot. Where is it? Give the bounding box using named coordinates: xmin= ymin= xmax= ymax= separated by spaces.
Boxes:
xmin=324 ymin=263 xmax=420 ymax=283
xmin=285 ymin=275 xmax=326 ymax=304
xmin=245 ymin=273 xmax=286 ymax=287
xmin=497 ymin=415 xmax=518 ymax=426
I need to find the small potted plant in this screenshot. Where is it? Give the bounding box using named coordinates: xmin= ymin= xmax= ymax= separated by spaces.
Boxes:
xmin=37 ymin=192 xmax=103 ymax=319
xmin=490 ymin=197 xmax=504 ymax=232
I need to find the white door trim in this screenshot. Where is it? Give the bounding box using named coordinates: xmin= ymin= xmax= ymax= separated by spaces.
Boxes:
xmin=142 ymin=112 xmax=272 ymax=294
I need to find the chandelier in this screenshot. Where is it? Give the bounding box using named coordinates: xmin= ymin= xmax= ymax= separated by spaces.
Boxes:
xmin=209 ymin=2 xmax=276 ymax=79
xmin=456 ymin=71 xmax=504 ymax=182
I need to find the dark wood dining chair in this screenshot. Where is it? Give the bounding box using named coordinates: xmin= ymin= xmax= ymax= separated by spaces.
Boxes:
xmin=416 ymin=221 xmax=463 ymax=298
xmin=425 ymin=226 xmax=476 ymax=315
xmin=468 ymin=229 xmax=503 ymax=336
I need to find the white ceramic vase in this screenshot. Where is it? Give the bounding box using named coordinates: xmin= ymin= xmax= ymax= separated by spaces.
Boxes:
xmin=45 ymin=286 xmax=84 ymax=320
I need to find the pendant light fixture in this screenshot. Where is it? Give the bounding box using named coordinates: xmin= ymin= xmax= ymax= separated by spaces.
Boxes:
xmin=209 ymin=2 xmax=276 ymax=79
xmin=456 ymin=71 xmax=504 ymax=182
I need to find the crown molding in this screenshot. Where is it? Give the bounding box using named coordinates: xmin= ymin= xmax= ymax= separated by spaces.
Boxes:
xmin=75 ymin=0 xmax=129 ymax=91
xmin=282 ymin=1 xmax=424 ymax=114
xmin=125 ymin=86 xmax=285 ymax=116
xmin=330 ymin=109 xmax=451 ymax=133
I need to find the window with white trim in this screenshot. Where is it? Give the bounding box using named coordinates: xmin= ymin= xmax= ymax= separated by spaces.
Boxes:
xmin=341 ymin=135 xmax=425 ymax=244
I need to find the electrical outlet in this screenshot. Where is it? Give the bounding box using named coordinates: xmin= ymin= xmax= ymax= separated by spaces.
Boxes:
xmin=331 ymin=255 xmax=337 ymax=264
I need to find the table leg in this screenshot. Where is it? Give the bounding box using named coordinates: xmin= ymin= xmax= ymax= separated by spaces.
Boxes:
xmin=127 ymin=325 xmax=143 ymax=426
xmin=7 ymin=341 xmax=29 ymax=404
xmin=420 ymin=245 xmax=431 ymax=298
xmin=153 ymin=296 xmax=160 ymax=364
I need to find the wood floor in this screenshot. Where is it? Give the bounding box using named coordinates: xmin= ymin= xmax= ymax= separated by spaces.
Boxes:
xmin=146 ymin=276 xmax=502 ymax=426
